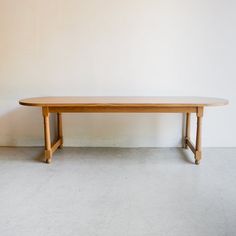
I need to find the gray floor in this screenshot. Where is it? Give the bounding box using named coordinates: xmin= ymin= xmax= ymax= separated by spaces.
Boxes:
xmin=0 ymin=147 xmax=235 ymax=236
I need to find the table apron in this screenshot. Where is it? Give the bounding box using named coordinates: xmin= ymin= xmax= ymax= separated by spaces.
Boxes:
xmin=48 ymin=106 xmax=198 ymax=113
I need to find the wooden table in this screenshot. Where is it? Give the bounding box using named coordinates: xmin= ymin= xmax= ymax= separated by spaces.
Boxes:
xmin=19 ymin=96 xmax=228 ymax=164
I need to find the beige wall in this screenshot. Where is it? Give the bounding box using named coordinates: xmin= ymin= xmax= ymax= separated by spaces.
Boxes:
xmin=0 ymin=0 xmax=235 ymax=147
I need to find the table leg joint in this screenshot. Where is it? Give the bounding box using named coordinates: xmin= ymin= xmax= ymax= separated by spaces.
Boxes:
xmin=51 ymin=138 xmax=63 ymax=154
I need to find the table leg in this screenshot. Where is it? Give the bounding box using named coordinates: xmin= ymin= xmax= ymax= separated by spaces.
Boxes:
xmin=195 ymin=107 xmax=203 ymax=165
xmin=184 ymin=113 xmax=191 ymax=149
xmin=43 ymin=107 xmax=52 ymax=163
xmin=57 ymin=113 xmax=63 ymax=148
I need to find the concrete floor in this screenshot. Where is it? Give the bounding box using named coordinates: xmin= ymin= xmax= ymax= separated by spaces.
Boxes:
xmin=0 ymin=147 xmax=235 ymax=236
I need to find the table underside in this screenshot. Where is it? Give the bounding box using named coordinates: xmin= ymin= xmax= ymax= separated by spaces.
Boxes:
xmin=41 ymin=105 xmax=203 ymax=165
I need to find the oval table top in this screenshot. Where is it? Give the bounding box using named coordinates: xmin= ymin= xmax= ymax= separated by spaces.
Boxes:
xmin=19 ymin=96 xmax=228 ymax=107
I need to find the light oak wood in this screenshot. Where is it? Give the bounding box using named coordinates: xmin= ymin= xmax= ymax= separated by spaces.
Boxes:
xmin=42 ymin=107 xmax=52 ymax=163
xmin=184 ymin=113 xmax=191 ymax=149
xmin=19 ymin=96 xmax=228 ymax=164
xmin=195 ymin=107 xmax=203 ymax=165
xmin=186 ymin=138 xmax=196 ymax=155
xmin=57 ymin=113 xmax=63 ymax=148
xmin=19 ymin=96 xmax=228 ymax=107
xmin=51 ymin=138 xmax=63 ymax=153
xmin=48 ymin=106 xmax=197 ymax=113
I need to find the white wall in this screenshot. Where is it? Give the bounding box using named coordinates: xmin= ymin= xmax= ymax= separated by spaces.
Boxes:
xmin=0 ymin=0 xmax=235 ymax=147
